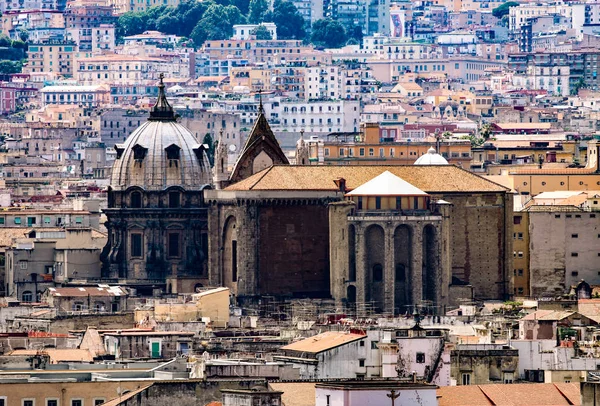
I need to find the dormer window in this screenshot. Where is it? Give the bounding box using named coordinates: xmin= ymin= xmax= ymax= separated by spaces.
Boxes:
xmin=115 ymin=144 xmax=125 ymax=159
xmin=165 ymin=144 xmax=180 ymax=168
xmin=132 ymin=144 xmax=147 ymax=161
xmin=192 ymin=144 xmax=208 ymax=165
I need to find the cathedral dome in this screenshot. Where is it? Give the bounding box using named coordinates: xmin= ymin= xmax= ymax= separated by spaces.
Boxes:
xmin=414 ymin=147 xmax=449 ymax=165
xmin=110 ymin=77 xmax=211 ymax=192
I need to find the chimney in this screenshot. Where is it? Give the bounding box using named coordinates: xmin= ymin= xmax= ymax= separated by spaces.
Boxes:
xmin=334 ymin=178 xmax=346 ymax=192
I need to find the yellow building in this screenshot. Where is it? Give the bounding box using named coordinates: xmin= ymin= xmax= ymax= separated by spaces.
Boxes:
xmin=229 ymin=66 xmax=273 ymax=92
xmin=109 ymin=0 xmax=181 ymax=14
xmin=24 ymin=41 xmax=78 ymax=77
xmin=314 ymin=123 xmax=472 ymax=167
xmin=134 ymin=287 xmax=230 ymax=328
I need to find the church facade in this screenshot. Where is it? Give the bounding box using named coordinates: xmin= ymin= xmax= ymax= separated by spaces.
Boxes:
xmin=206 ymin=157 xmax=513 ymax=313
xmin=102 ymin=77 xmax=212 ymax=294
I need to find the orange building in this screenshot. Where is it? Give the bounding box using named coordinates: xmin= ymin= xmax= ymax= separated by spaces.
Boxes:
xmin=310 ymin=123 xmax=472 ymax=167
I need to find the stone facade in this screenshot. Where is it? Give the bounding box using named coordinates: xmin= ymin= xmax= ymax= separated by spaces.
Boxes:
xmin=528 ymin=208 xmax=600 ymax=297
xmin=206 ymin=165 xmax=513 ymax=307
xmin=102 ymin=78 xmax=212 ymax=292
xmin=329 ymin=200 xmax=452 ymax=315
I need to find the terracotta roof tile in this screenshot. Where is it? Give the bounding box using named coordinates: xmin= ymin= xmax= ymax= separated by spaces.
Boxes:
xmin=438 ymin=383 xmax=581 ymax=406
xmin=268 ymin=382 xmax=316 ymax=406
xmin=281 ymin=331 xmax=366 ymax=354
xmin=226 ymin=165 xmax=508 ymax=193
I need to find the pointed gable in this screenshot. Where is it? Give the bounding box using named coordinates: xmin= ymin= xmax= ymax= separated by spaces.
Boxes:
xmin=229 ymin=105 xmax=289 ymax=183
xmin=346 ymin=171 xmax=429 ymax=196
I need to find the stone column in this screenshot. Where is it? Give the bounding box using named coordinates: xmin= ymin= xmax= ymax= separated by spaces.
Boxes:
xmin=237 ymin=203 xmax=259 ymax=297
xmin=207 ymin=204 xmax=222 ymax=287
xmin=411 ymin=223 xmax=423 ymax=305
xmin=384 ymin=223 xmax=395 ymax=315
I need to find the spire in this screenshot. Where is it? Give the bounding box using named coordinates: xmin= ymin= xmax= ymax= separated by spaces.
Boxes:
xmin=149 ymin=73 xmax=175 ymax=121
xmin=214 ymin=129 xmax=229 ymax=189
xmin=296 ymin=129 xmax=309 ymax=165
xmin=258 ymin=89 xmax=264 ymax=114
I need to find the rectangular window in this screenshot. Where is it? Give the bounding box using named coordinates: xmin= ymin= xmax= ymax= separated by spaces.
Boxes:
xmin=359 ymin=359 xmax=365 ymax=367
xmin=324 ymin=148 xmax=330 ymax=156
xmin=416 ymin=352 xmax=425 ymax=363
xmin=168 ymin=233 xmax=180 ymax=257
xmin=357 ymin=197 xmax=363 ymax=210
xmin=94 ymin=400 xmax=105 ymax=406
xmin=75 ymin=217 xmax=82 ymax=224
xmin=168 ymin=192 xmax=180 ymax=208
xmin=375 ymin=197 xmax=381 ymax=209
xmin=14 ymin=217 xmax=21 ymax=224
xmin=371 ymin=341 xmax=378 ymax=349
xmin=396 ymin=196 xmax=401 ymax=210
xmin=359 ymin=148 xmax=365 ymax=156
xmin=131 ymin=234 xmax=143 ymax=258
xmin=0 ymin=218 xmax=4 ymax=225
xmin=339 ymin=148 xmax=345 ymax=157
xmin=572 ymin=234 xmax=578 ymax=238
xmin=514 ymin=216 xmax=522 ymax=225
xmin=44 ymin=217 xmax=51 ymax=225
xmin=379 ymin=148 xmax=384 ymax=157
xmin=572 ymin=252 xmax=579 ymax=257
xmin=20 ymin=261 xmax=28 ymax=270
xmin=369 ymin=148 xmax=374 ymax=156
xmin=71 ymin=400 xmax=83 ymax=406
xmin=23 ymin=401 xmax=34 ymax=406
xmin=47 ymin=400 xmax=59 ymax=406
xmin=27 ymin=217 xmax=36 ymax=226
xmin=232 ymin=240 xmax=238 ymax=282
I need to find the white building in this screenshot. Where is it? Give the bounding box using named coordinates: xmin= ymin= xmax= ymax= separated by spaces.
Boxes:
xmin=315 ymin=381 xmax=438 ymax=406
xmin=305 ymin=66 xmax=340 ymax=100
xmin=276 ymin=99 xmax=360 ymax=133
xmin=40 ymin=85 xmax=110 ymax=107
xmin=233 ymin=23 xmax=277 ymax=40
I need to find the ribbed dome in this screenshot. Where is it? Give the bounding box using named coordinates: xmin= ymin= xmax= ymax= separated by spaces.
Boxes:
xmin=110 ymin=120 xmax=211 ymax=191
xmin=414 ymin=147 xmax=449 ymax=165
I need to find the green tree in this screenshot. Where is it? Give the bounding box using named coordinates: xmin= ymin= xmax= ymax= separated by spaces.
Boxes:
xmin=231 ymin=0 xmax=250 ymax=15
xmin=348 ymin=25 xmax=363 ymax=44
xmin=248 ymin=0 xmax=268 ymax=23
xmin=311 ymin=19 xmax=347 ymax=48
xmin=492 ymin=1 xmax=519 ymax=19
xmin=203 ymin=133 xmax=215 ymax=166
xmin=197 ymin=4 xmax=246 ymax=41
xmin=117 ymin=12 xmax=147 ymax=37
xmin=18 ymin=29 xmax=29 ymax=43
xmin=11 ymin=39 xmax=27 ymax=50
xmin=178 ymin=0 xmax=212 ymax=36
xmin=156 ymin=14 xmax=180 ymax=34
xmin=190 ymin=24 xmax=209 ymax=46
xmin=0 ymin=60 xmax=22 ymax=74
xmin=272 ymin=0 xmax=305 ymax=39
xmin=0 ymin=34 xmax=11 ymax=48
xmin=251 ymin=25 xmax=272 ymax=40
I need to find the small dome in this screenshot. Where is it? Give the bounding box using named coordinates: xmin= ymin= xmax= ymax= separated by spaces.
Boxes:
xmin=110 ymin=77 xmax=211 ymax=191
xmin=414 ymin=147 xmax=449 ymax=165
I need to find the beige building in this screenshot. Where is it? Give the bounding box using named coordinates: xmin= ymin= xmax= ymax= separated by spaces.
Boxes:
xmin=527 ymin=202 xmax=600 ymax=297
xmin=24 ymin=41 xmax=78 ymax=77
xmin=134 ymin=287 xmax=230 ymax=328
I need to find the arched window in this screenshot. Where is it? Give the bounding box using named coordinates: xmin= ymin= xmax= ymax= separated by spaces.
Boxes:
xmin=373 ymin=264 xmax=383 ymax=282
xmin=131 ymin=191 xmax=142 ymax=208
xmin=168 ymin=191 xmax=180 ymax=208
xmin=21 ymin=291 xmax=33 ymax=302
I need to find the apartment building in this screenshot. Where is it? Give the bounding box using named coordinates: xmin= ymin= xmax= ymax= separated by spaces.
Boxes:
xmin=23 ymin=40 xmax=78 ymax=77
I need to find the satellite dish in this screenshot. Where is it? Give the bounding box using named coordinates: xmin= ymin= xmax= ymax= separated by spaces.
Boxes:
xmin=229 ymin=144 xmax=237 ymax=152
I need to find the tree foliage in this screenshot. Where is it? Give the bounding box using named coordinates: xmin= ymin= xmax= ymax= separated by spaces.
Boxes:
xmin=248 ymin=0 xmax=269 ymax=24
xmin=311 ymin=19 xmax=347 ymax=48
xmin=272 ymin=0 xmax=305 ymax=39
xmin=0 ymin=34 xmax=11 ymax=48
xmin=0 ymin=60 xmax=22 ymax=74
xmin=492 ymin=1 xmax=519 ymax=19
xmin=251 ymin=25 xmax=273 ymax=40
